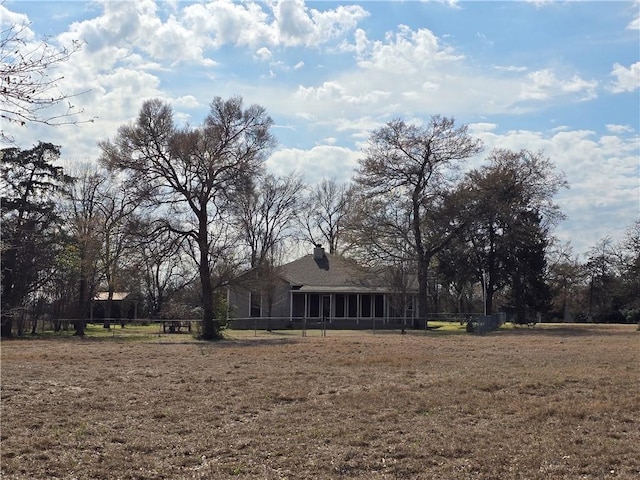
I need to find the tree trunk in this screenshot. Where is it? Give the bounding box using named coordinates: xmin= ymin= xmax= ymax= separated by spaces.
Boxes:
xmin=412 ymin=189 xmax=429 ymax=330
xmin=417 ymin=256 xmax=429 ymax=329
xmin=103 ymin=274 xmax=113 ymax=329
xmin=485 ymin=276 xmax=494 ymax=316
xmin=1 ymin=313 xmax=12 ymax=338
xmin=73 ymin=319 xmax=86 ymax=336
xmin=74 ymin=273 xmax=89 ymax=336
xmin=1 ymin=253 xmax=15 ymax=338
xmin=198 ymin=218 xmax=220 ymax=340
xmin=512 ymin=271 xmax=526 ymax=324
xmin=199 ymin=257 xmax=218 ymax=339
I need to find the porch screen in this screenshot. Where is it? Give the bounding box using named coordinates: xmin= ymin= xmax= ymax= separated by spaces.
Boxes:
xmin=335 ymin=295 xmax=345 ymax=317
xmin=361 ymin=294 xmax=372 ymax=317
xmin=347 ymin=294 xmax=358 ymax=317
xmin=374 ymin=295 xmax=384 ymax=317
xmin=308 ymin=294 xmax=320 ymax=318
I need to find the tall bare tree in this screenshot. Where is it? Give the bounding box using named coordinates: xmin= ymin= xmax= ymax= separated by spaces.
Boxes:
xmin=353 ymin=116 xmax=482 ymax=328
xmin=62 ymin=164 xmax=105 ymax=335
xmin=300 ymin=179 xmax=354 ymax=255
xmin=235 ymin=172 xmax=304 ymax=268
xmin=547 ymin=241 xmax=587 ymax=322
xmin=133 ymin=222 xmax=193 ymax=319
xmin=94 ymin=176 xmax=141 ymax=327
xmin=100 ymin=96 xmax=276 ymax=340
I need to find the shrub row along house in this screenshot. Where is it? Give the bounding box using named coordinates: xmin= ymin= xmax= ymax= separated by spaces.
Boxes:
xmin=227 ymin=246 xmax=418 ymax=329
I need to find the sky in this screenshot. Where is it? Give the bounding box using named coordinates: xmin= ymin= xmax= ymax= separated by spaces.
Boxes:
xmin=3 ymin=0 xmax=639 ymax=259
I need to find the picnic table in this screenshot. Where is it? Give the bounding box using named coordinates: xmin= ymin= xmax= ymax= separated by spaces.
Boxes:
xmin=161 ymin=320 xmax=192 ymax=334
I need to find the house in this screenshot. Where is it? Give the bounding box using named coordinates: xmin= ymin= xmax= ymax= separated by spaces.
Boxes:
xmin=227 ymin=245 xmax=419 ymax=329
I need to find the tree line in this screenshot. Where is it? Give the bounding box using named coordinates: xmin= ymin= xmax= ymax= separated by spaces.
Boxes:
xmin=2 ymin=97 xmax=638 ymax=339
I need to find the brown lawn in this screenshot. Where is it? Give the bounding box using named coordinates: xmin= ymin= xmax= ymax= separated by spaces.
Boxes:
xmin=1 ymin=324 xmax=639 ymax=479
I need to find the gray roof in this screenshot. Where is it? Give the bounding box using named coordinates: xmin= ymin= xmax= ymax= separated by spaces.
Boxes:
xmin=277 ymin=253 xmax=383 ymax=289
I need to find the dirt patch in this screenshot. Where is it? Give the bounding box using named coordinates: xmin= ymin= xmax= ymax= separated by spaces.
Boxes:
xmin=2 ymin=324 xmax=639 ymax=479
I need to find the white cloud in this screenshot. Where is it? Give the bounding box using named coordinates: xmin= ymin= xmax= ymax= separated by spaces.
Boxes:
xmin=606 ymin=124 xmax=635 ymax=134
xmin=255 ymin=47 xmax=272 ymax=61
xmin=174 ymin=95 xmax=200 ymax=109
xmin=469 ymin=123 xmax=498 ymax=133
xmin=271 ymin=25 xmax=602 ymax=142
xmin=494 ymin=65 xmax=528 ymax=73
xmin=0 ymin=4 xmax=31 ymax=32
xmin=356 ymin=25 xmax=464 ymax=73
xmin=609 ymin=62 xmax=640 ymax=93
xmin=182 ymin=0 xmax=368 ymax=49
xmin=57 ymin=0 xmax=215 ymax=69
xmin=266 ymin=145 xmax=360 ymax=185
xmin=520 ymin=69 xmax=598 ymax=101
xmin=276 ymin=1 xmax=368 ymax=47
xmin=183 ymin=1 xmax=272 ymax=49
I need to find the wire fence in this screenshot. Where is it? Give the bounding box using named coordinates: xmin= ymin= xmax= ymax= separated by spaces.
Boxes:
xmin=13 ymin=312 xmax=494 ymax=339
xmin=227 ymin=314 xmax=485 ymax=336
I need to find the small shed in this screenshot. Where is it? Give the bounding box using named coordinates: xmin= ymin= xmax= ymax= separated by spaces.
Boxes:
xmin=91 ymin=292 xmax=138 ymax=322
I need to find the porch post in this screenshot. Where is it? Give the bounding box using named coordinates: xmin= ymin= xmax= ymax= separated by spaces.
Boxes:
xmin=289 ymin=290 xmax=293 ymax=323
xmin=330 ymin=294 xmax=334 ymax=321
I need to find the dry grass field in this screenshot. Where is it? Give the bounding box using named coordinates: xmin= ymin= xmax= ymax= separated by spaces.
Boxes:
xmin=1 ymin=324 xmax=639 ymax=479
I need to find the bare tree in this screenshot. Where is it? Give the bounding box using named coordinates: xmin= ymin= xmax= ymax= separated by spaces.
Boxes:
xmin=0 ymin=19 xmax=91 ymax=142
xmin=547 ymin=241 xmax=587 ymax=322
xmin=300 ymin=179 xmax=354 ymax=255
xmin=133 ymin=223 xmax=194 ymax=319
xmin=94 ymin=176 xmax=141 ymax=328
xmin=235 ymin=172 xmax=305 ymax=268
xmin=101 ymin=96 xmax=276 ymax=340
xmin=61 ymin=164 xmax=105 ymax=335
xmin=353 ymin=116 xmax=482 ymax=328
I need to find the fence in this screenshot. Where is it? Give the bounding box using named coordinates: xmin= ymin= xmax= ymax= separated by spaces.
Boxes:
xmin=11 ymin=313 xmax=491 ymax=338
xmin=228 ymin=314 xmax=484 ymax=335
xmin=10 ymin=318 xmax=203 ymax=338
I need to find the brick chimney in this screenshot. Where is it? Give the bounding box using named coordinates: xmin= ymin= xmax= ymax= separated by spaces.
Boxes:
xmin=313 ymin=244 xmax=325 ymax=260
